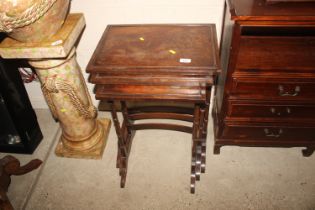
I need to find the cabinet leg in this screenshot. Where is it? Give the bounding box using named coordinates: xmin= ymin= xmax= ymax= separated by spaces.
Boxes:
xmin=302 ymin=147 xmax=315 ymax=157
xmin=213 ymin=145 xmax=221 ymax=154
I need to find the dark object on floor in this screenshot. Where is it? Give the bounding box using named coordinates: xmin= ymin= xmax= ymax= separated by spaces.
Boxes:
xmin=87 ymin=24 xmax=220 ymax=193
xmin=0 ymin=58 xmax=43 ymax=154
xmin=0 ymin=155 xmax=42 ymax=210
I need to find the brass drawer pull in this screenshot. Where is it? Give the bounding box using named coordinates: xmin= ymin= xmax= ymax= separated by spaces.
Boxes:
xmin=264 ymin=128 xmax=283 ymax=138
xmin=270 ymin=107 xmax=291 ymax=116
xmin=278 ymin=85 xmax=300 ymax=96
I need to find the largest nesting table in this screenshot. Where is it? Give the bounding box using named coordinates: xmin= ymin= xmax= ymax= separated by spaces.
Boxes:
xmin=86 ymin=24 xmax=220 ymax=193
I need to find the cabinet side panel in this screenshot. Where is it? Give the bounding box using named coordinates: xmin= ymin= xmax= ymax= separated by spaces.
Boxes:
xmin=215 ymin=3 xmax=234 ymax=113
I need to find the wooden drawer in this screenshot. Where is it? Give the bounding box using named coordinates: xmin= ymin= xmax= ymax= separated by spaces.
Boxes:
xmin=95 ymin=84 xmax=207 ymax=102
xmin=230 ymin=77 xmax=315 ymax=100
xmin=221 ymin=125 xmax=315 ymax=142
xmin=227 ymin=100 xmax=315 ymax=119
xmin=89 ymin=73 xmax=214 ymax=86
xmin=235 ymin=36 xmax=315 ymax=72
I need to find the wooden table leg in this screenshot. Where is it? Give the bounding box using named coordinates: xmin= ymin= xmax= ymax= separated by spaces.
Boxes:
xmin=196 ymin=106 xmax=205 ymax=181
xmin=201 ymin=86 xmax=211 ymax=173
xmin=119 ymin=101 xmax=136 ymax=187
xmin=110 ymin=97 xmax=210 ymax=193
xmin=121 ymin=101 xmax=136 ymax=154
xmin=110 ymin=101 xmax=136 ymax=188
xmin=191 ymin=104 xmax=201 ymax=194
xmin=121 ymin=102 xmax=134 ymax=137
xmin=191 ymin=88 xmax=211 ymax=193
xmin=109 ymin=101 xmax=128 ymax=187
xmin=109 ymin=101 xmax=121 ymax=168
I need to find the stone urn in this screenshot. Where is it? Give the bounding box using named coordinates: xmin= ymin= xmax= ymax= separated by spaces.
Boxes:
xmin=0 ymin=0 xmax=70 ymax=42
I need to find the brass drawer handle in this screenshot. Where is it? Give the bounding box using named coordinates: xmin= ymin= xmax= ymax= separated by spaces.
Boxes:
xmin=278 ymin=85 xmax=300 ymax=96
xmin=264 ymin=128 xmax=283 ymax=138
xmin=270 ymin=107 xmax=291 ymax=116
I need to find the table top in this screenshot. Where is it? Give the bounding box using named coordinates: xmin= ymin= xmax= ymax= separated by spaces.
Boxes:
xmin=87 ymin=24 xmax=220 ymax=76
xmin=87 ymin=24 xmax=220 ymax=102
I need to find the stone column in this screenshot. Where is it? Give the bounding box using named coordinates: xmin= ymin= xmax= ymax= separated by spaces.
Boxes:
xmin=0 ymin=14 xmax=111 ymax=159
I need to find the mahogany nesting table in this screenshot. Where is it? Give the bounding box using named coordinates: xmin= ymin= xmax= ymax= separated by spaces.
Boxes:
xmin=86 ymin=24 xmax=220 ymax=193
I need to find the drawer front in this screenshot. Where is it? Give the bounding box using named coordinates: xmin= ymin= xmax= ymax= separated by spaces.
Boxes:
xmin=95 ymin=84 xmax=206 ymax=102
xmin=236 ymin=36 xmax=315 ymax=72
xmin=221 ymin=125 xmax=315 ymax=142
xmin=227 ymin=101 xmax=315 ymax=119
xmin=230 ymin=78 xmax=315 ymax=100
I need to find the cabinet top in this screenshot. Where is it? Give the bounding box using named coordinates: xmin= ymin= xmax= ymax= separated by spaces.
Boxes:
xmin=228 ymin=0 xmax=315 ymax=21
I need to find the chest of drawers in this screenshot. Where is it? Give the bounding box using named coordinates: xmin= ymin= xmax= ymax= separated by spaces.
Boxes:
xmin=213 ymin=0 xmax=315 ymax=156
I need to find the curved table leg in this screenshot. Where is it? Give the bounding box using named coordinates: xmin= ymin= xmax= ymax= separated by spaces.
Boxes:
xmin=0 ymin=155 xmax=42 ymax=210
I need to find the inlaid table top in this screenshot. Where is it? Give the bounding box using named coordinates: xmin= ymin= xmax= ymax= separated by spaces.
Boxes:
xmin=87 ymin=24 xmax=220 ymax=76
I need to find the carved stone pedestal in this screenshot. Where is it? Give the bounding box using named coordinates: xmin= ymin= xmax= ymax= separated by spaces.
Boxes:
xmin=0 ymin=13 xmax=111 ymax=159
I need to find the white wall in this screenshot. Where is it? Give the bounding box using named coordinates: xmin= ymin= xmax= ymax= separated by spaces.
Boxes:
xmin=26 ymin=0 xmax=224 ymax=108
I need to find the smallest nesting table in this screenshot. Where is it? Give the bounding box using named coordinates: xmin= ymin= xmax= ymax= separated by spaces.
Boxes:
xmin=87 ymin=24 xmax=220 ymax=193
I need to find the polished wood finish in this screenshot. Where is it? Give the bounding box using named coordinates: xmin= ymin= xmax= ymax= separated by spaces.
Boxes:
xmin=87 ymin=25 xmax=220 ymax=193
xmin=228 ymin=0 xmax=315 ymax=21
xmin=87 ymin=25 xmax=219 ymax=74
xmin=0 ymin=155 xmax=42 ymax=210
xmin=213 ymin=0 xmax=315 ymax=156
xmin=265 ymin=0 xmax=315 ymax=3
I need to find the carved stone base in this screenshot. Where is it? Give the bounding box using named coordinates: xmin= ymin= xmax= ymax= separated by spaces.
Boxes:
xmin=55 ymin=118 xmax=111 ymax=159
